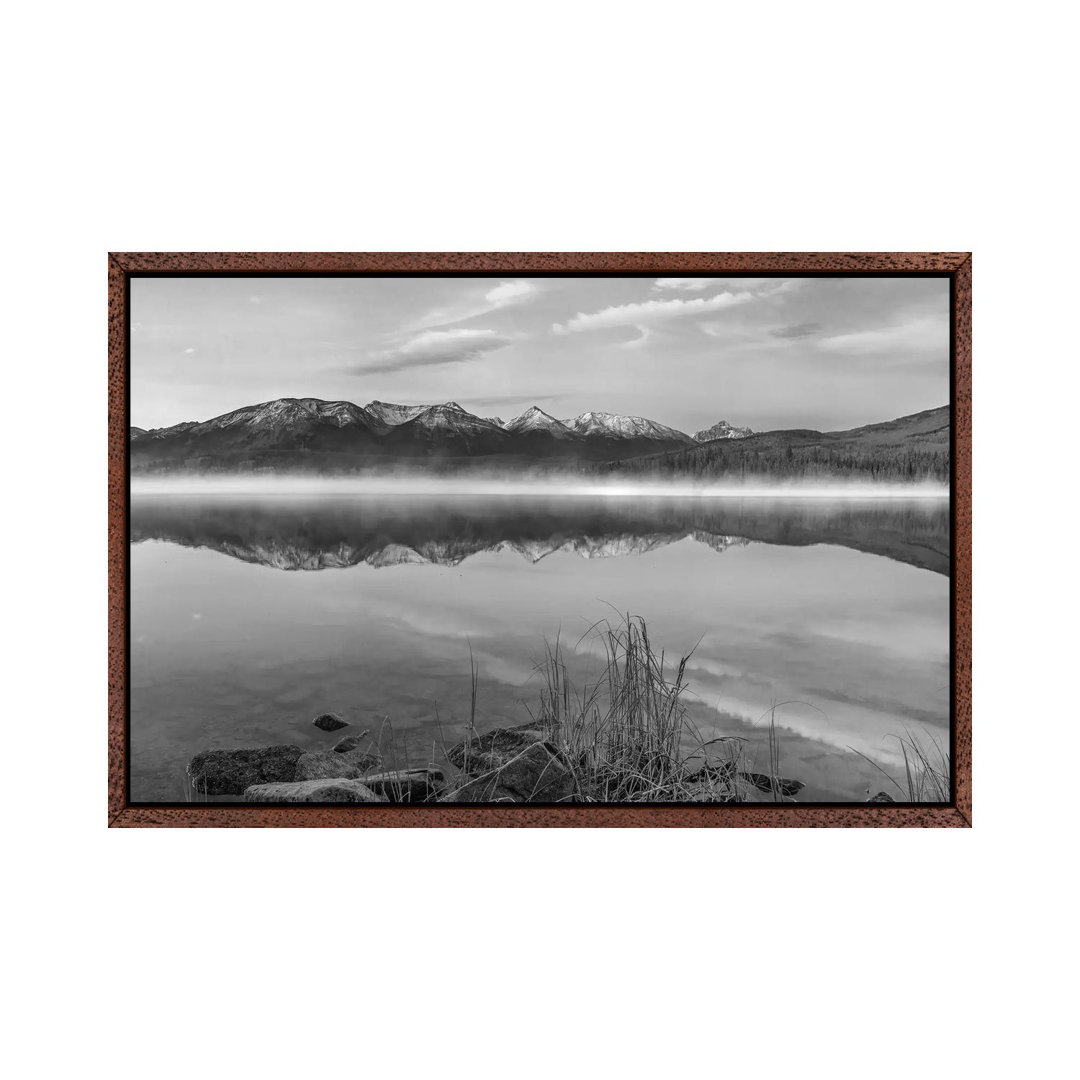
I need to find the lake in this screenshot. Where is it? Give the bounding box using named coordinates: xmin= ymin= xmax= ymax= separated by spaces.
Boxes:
xmin=128 ymin=492 xmax=950 ymax=802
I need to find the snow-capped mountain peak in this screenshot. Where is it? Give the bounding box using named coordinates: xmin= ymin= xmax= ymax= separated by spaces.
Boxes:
xmin=692 ymin=419 xmax=754 ymax=442
xmin=206 ymin=397 xmax=372 ymax=431
xmin=364 ymin=400 xmax=436 ymax=426
xmin=505 ymin=405 xmax=575 ymax=437
xmin=561 ymin=411 xmax=693 ymax=444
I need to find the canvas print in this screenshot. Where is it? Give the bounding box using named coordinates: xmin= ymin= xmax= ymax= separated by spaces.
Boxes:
xmin=128 ymin=274 xmax=952 ymax=806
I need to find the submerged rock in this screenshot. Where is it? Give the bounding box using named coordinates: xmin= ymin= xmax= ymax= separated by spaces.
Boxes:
xmin=312 ymin=712 xmax=349 ymax=732
xmin=867 ymin=791 xmax=896 ymax=803
xmin=294 ymin=747 xmax=381 ymax=781
xmin=445 ymin=740 xmax=575 ymax=803
xmin=243 ymin=779 xmax=388 ymax=803
xmin=331 ymin=733 xmax=368 ymax=753
xmin=187 ymin=745 xmax=305 ymax=796
xmin=360 ymin=769 xmax=445 ymax=803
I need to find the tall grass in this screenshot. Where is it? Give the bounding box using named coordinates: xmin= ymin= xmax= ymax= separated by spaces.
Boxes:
xmin=526 ymin=615 xmax=799 ymax=802
xmin=848 ymin=728 xmax=951 ymax=802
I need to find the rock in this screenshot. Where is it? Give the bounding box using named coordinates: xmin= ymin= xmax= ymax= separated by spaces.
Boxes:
xmin=737 ymin=771 xmax=805 ymax=798
xmin=187 ymin=745 xmax=305 ymax=796
xmin=331 ymin=734 xmax=368 ymax=753
xmin=444 ymin=741 xmax=575 ymax=803
xmin=360 ymin=769 xmax=445 ymax=803
xmin=294 ymin=748 xmax=381 ymax=781
xmin=243 ymin=779 xmax=388 ymax=803
xmin=446 ymin=721 xmax=547 ymax=772
xmin=312 ymin=712 xmax=349 ymax=732
xmin=867 ymin=791 xmax=895 ymax=803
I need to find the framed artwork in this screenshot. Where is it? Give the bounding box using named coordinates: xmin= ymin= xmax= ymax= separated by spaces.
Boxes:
xmin=108 ymin=252 xmax=971 ymax=827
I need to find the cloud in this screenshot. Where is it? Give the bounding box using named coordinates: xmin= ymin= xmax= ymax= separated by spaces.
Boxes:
xmin=465 ymin=393 xmax=567 ymax=407
xmin=770 ymin=322 xmax=821 ymax=339
xmin=817 ymin=316 xmax=946 ymax=355
xmin=656 ymin=276 xmax=787 ymax=293
xmin=619 ymin=325 xmax=654 ymax=349
xmin=653 ymin=278 xmax=713 ymax=291
xmin=553 ymin=290 xmax=755 ymax=335
xmin=361 ymin=328 xmax=513 ymax=373
xmin=485 ymin=280 xmax=536 ymax=307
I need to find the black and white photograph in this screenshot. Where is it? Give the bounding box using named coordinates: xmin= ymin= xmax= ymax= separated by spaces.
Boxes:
xmin=13 ymin=0 xmax=1080 ymax=1074
xmin=128 ymin=272 xmax=952 ymax=806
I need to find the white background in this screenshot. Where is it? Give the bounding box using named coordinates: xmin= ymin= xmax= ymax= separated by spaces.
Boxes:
xmin=2 ymin=2 xmax=1074 ymax=1077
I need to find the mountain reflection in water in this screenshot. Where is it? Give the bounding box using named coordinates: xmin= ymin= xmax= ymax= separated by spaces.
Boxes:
xmin=130 ymin=494 xmax=949 ymax=576
xmin=129 ymin=494 xmax=950 ymax=804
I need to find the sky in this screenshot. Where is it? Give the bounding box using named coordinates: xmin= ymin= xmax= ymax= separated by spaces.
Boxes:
xmin=131 ymin=275 xmax=949 ymax=435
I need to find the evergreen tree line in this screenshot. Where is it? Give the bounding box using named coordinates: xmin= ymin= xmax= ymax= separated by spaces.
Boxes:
xmin=599 ymin=440 xmax=950 ymax=483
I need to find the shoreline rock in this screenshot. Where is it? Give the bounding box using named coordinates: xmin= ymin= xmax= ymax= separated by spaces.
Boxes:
xmin=244 ymin=778 xmax=388 ymax=803
xmin=294 ymin=747 xmax=381 ymax=781
xmin=360 ymin=769 xmax=445 ymax=803
xmin=444 ymin=732 xmax=576 ymax=803
xmin=187 ymin=745 xmax=305 ymax=796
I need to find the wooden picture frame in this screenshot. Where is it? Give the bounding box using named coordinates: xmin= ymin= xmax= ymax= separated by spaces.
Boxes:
xmin=108 ymin=252 xmax=971 ymax=827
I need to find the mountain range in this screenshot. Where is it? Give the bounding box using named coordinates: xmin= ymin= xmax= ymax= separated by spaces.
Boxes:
xmin=603 ymin=405 xmax=951 ymax=483
xmin=129 ymin=396 xmax=949 ymax=481
xmin=129 ymin=397 xmax=753 ymax=472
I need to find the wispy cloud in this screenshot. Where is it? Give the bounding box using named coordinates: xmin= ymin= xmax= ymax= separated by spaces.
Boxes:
xmin=553 ymin=290 xmax=755 ymax=335
xmin=817 ymin=316 xmax=945 ymax=355
xmin=770 ymin=322 xmax=821 ymax=339
xmin=485 ymin=280 xmax=536 ymax=307
xmin=653 ymin=278 xmax=713 ymax=291
xmin=465 ymin=393 xmax=567 ymax=407
xmin=656 ymin=276 xmax=783 ymax=293
xmin=360 ymin=328 xmax=513 ymax=374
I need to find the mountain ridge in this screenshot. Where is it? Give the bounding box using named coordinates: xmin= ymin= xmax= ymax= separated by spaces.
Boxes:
xmin=129 ymin=396 xmax=706 ymax=471
xmin=129 ymin=395 xmax=949 ymax=481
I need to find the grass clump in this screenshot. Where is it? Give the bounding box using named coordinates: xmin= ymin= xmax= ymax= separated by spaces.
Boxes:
xmin=848 ymin=729 xmax=951 ymax=802
xmin=526 ymin=615 xmax=800 ymax=803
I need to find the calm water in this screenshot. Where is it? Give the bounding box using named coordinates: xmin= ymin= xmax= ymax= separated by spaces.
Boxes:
xmin=129 ymin=493 xmax=950 ymax=802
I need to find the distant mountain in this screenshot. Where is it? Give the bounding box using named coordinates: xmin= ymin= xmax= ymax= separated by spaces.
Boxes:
xmin=129 ymin=396 xmax=699 ymax=472
xmin=604 ymin=406 xmax=950 ymax=483
xmin=128 ymin=394 xmax=945 ymax=480
xmin=504 ymin=406 xmax=575 ymax=438
xmin=562 ymin=411 xmax=695 ymax=445
xmin=693 ymin=420 xmax=753 ymax=442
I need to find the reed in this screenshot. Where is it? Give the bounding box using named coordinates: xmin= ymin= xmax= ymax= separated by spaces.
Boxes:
xmin=847 ymin=728 xmax=951 ymax=802
xmin=525 ymin=615 xmax=796 ymax=802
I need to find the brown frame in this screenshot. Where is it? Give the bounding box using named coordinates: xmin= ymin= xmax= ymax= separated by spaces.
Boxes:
xmin=108 ymin=252 xmax=971 ymax=827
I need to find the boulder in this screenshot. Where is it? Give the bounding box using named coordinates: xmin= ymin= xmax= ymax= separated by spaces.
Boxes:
xmin=294 ymin=747 xmax=381 ymax=781
xmin=312 ymin=712 xmax=349 ymax=732
xmin=187 ymin=745 xmax=305 ymax=796
xmin=445 ymin=741 xmax=575 ymax=803
xmin=360 ymin=769 xmax=445 ymax=803
xmin=446 ymin=721 xmax=547 ymax=772
xmin=867 ymin=791 xmax=896 ymax=803
xmin=243 ymin=779 xmax=388 ymax=803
